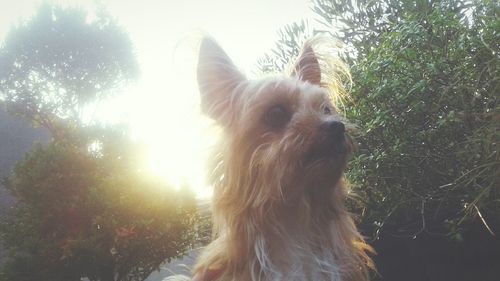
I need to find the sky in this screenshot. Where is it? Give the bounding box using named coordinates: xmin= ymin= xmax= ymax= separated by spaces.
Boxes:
xmin=0 ymin=0 xmax=317 ymax=198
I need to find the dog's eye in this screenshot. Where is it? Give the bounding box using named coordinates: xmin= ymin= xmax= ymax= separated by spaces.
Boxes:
xmin=323 ymin=105 xmax=332 ymax=115
xmin=264 ymin=105 xmax=290 ymax=129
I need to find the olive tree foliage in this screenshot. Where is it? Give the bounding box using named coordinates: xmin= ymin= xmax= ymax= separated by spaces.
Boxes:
xmin=258 ymin=20 xmax=314 ymax=73
xmin=312 ymin=0 xmax=467 ymax=62
xmin=259 ymin=0 xmax=499 ymax=239
xmin=0 ymin=3 xmax=139 ymax=132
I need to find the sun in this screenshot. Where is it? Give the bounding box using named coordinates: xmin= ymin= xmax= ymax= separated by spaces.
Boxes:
xmin=129 ymin=60 xmax=216 ymax=199
xmin=94 ymin=47 xmax=216 ymax=199
xmin=144 ymin=113 xmax=216 ymax=200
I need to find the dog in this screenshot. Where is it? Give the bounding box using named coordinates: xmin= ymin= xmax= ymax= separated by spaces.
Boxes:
xmin=192 ymin=37 xmax=373 ymax=281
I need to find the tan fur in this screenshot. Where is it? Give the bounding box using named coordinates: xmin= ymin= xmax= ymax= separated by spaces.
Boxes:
xmin=194 ymin=37 xmax=374 ymax=281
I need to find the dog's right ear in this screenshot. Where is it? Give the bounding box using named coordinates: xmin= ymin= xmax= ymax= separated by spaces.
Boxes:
xmin=197 ymin=37 xmax=245 ymax=124
xmin=291 ymin=44 xmax=321 ymax=86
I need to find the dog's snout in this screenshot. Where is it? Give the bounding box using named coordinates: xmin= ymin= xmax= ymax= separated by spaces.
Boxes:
xmin=320 ymin=120 xmax=345 ymax=138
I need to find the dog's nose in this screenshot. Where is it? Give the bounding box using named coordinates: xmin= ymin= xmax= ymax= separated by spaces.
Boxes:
xmin=320 ymin=120 xmax=345 ymax=139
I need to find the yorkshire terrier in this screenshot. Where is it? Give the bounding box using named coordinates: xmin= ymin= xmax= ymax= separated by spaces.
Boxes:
xmin=192 ymin=37 xmax=373 ymax=281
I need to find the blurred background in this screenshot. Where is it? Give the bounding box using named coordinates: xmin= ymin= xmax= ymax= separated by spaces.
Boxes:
xmin=0 ymin=0 xmax=498 ymax=281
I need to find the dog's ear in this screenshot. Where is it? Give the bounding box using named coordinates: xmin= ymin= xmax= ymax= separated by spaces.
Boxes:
xmin=292 ymin=44 xmax=321 ymax=85
xmin=197 ymin=37 xmax=245 ymax=124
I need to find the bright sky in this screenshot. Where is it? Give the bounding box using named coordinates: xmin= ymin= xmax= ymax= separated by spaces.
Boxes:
xmin=0 ymin=0 xmax=316 ymax=198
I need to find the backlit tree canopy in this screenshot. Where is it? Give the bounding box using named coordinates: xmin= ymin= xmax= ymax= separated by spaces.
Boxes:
xmin=0 ymin=3 xmax=139 ymax=129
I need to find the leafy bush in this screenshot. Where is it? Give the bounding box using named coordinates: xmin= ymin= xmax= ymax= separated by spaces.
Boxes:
xmin=0 ymin=128 xmax=198 ymax=281
xmin=345 ymin=1 xmax=499 ymax=238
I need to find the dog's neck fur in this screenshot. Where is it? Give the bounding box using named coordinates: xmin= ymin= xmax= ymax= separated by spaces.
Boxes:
xmin=199 ymin=176 xmax=369 ymax=281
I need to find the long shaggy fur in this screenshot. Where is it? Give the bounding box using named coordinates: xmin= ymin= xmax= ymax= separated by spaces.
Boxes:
xmin=193 ymin=36 xmax=374 ymax=281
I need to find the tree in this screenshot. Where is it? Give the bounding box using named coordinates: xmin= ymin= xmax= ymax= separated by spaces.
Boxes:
xmin=344 ymin=1 xmax=499 ymax=239
xmin=0 ymin=127 xmax=198 ymax=281
xmin=0 ymin=2 xmax=139 ymax=132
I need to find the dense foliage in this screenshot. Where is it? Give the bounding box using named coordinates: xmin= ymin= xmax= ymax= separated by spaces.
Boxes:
xmin=0 ymin=105 xmax=50 ymax=211
xmin=345 ymin=1 xmax=499 ymax=239
xmin=260 ymin=0 xmax=499 ymax=239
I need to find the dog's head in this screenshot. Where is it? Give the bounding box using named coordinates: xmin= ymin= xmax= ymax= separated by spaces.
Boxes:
xmin=198 ymin=37 xmax=353 ymax=211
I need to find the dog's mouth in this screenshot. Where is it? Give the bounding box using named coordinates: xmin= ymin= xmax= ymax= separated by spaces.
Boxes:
xmin=304 ymin=120 xmax=353 ymax=164
xmin=305 ymin=134 xmax=351 ymax=165
xmin=298 ymin=136 xmax=350 ymax=190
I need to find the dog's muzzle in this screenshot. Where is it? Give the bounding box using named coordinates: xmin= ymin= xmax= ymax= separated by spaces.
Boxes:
xmin=320 ymin=120 xmax=345 ymax=142
xmin=306 ymin=121 xmax=349 ymax=163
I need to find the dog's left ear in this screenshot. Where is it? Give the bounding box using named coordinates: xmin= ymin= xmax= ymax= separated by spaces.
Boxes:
xmin=292 ymin=44 xmax=321 ymax=85
xmin=197 ymin=37 xmax=245 ymax=124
